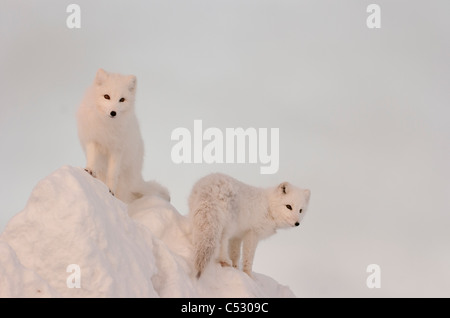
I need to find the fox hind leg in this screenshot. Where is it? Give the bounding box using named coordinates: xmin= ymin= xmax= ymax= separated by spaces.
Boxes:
xmin=217 ymin=230 xmax=232 ymax=267
xmin=229 ymin=237 xmax=242 ymax=269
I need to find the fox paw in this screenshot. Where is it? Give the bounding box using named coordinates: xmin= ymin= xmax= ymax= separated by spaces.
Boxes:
xmin=84 ymin=168 xmax=96 ymax=178
xmin=243 ymin=268 xmax=254 ymax=278
xmin=219 ymin=260 xmax=231 ymax=267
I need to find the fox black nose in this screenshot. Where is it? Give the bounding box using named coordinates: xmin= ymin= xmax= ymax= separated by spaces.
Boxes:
xmin=110 ymin=111 xmax=116 ymax=117
xmin=295 ymin=222 xmax=300 ymax=227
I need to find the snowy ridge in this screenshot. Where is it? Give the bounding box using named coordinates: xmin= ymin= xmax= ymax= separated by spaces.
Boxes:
xmin=0 ymin=166 xmax=295 ymax=297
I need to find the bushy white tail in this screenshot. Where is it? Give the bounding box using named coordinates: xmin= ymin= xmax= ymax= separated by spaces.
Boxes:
xmin=192 ymin=200 xmax=224 ymax=278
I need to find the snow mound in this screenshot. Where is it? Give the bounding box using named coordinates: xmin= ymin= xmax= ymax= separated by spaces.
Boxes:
xmin=0 ymin=166 xmax=295 ymax=298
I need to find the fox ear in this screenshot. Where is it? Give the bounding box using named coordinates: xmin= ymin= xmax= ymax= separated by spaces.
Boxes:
xmin=304 ymin=189 xmax=311 ymax=199
xmin=95 ymin=68 xmax=108 ymax=85
xmin=127 ymin=75 xmax=137 ymax=92
xmin=278 ymin=182 xmax=290 ymax=195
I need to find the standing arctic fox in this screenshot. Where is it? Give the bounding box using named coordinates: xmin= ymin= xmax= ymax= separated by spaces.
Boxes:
xmin=77 ymin=68 xmax=170 ymax=203
xmin=189 ymin=173 xmax=310 ymax=278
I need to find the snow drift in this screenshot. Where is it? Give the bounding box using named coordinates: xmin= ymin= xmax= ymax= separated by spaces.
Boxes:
xmin=0 ymin=166 xmax=295 ymax=297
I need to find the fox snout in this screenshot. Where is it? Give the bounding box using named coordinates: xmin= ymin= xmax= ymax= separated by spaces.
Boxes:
xmin=110 ymin=111 xmax=117 ymax=118
xmin=295 ymin=222 xmax=300 ymax=227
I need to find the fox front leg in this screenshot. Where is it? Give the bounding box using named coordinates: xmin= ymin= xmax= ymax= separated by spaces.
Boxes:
xmin=84 ymin=142 xmax=99 ymax=178
xmin=242 ymin=231 xmax=258 ymax=277
xmin=106 ymin=153 xmax=122 ymax=196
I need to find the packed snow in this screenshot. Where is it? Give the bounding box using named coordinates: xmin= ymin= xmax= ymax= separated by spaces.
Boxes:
xmin=0 ymin=166 xmax=295 ymax=297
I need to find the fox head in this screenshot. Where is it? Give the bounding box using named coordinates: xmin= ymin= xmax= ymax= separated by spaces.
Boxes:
xmin=268 ymin=182 xmax=311 ymax=229
xmin=93 ymin=68 xmax=137 ymax=119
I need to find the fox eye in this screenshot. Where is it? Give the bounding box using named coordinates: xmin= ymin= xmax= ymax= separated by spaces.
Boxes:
xmin=119 ymin=97 xmax=125 ymax=102
xmin=104 ymin=94 xmax=110 ymax=100
xmin=286 ymin=205 xmax=292 ymax=210
xmin=299 ymin=209 xmax=303 ymax=214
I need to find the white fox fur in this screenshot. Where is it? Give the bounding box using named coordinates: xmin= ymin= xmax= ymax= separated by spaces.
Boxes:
xmin=77 ymin=68 xmax=170 ymax=203
xmin=189 ymin=173 xmax=311 ymax=278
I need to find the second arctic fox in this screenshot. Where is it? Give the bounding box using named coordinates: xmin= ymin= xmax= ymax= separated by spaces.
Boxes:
xmin=77 ymin=68 xmax=170 ymax=203
xmin=189 ymin=173 xmax=311 ymax=278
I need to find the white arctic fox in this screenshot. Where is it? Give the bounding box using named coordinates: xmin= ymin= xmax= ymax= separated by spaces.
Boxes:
xmin=77 ymin=68 xmax=170 ymax=203
xmin=189 ymin=173 xmax=310 ymax=278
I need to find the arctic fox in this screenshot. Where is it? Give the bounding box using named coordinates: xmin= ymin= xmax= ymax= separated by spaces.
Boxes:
xmin=189 ymin=173 xmax=310 ymax=278
xmin=77 ymin=68 xmax=170 ymax=203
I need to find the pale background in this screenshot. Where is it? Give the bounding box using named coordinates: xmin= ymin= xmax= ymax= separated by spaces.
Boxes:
xmin=1 ymin=0 xmax=449 ymax=297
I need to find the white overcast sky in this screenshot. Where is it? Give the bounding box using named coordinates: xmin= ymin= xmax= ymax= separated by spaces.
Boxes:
xmin=1 ymin=0 xmax=449 ymax=297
